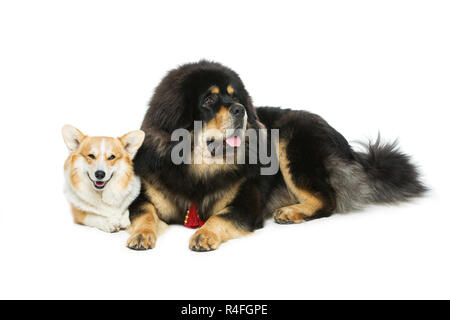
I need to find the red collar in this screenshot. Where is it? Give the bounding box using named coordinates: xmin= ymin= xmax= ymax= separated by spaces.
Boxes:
xmin=184 ymin=204 xmax=205 ymax=229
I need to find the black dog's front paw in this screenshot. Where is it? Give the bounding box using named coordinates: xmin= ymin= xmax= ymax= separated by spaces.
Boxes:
xmin=189 ymin=229 xmax=220 ymax=252
xmin=126 ymin=230 xmax=156 ymax=250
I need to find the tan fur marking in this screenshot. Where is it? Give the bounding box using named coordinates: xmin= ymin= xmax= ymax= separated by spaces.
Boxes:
xmin=207 ymin=178 xmax=244 ymax=216
xmin=276 ymin=140 xmax=323 ymax=221
xmin=227 ymin=85 xmax=234 ymax=95
xmin=64 ymin=157 xmax=70 ymax=171
xmin=79 ymin=136 xmax=124 ymax=160
xmin=190 ymin=162 xmax=238 ymax=179
xmin=255 ymin=120 xmax=265 ymax=129
xmin=189 ymin=215 xmax=250 ymax=251
xmin=69 ymin=154 xmax=82 ymax=189
xmin=127 ymin=203 xmax=165 ymax=250
xmin=210 ymin=86 xmax=219 ymax=94
xmin=71 ymin=205 xmax=87 ymax=225
xmin=206 ymin=106 xmax=229 ymax=131
xmin=143 ymin=181 xmax=179 ymax=222
xmin=115 ymin=154 xmax=133 ymax=190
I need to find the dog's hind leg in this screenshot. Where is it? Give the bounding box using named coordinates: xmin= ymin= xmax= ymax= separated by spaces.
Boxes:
xmin=274 ymin=140 xmax=334 ymax=224
xmin=273 ymin=193 xmax=324 ymax=224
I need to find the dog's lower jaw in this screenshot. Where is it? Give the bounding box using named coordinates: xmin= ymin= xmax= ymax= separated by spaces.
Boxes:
xmin=87 ymin=173 xmax=112 ymax=191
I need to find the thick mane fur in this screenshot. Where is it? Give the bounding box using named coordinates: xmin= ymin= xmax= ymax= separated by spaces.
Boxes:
xmin=141 ymin=60 xmax=257 ymax=133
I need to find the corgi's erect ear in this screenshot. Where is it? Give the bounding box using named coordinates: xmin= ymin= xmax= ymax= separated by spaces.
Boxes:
xmin=119 ymin=130 xmax=145 ymax=159
xmin=62 ymin=125 xmax=86 ymax=152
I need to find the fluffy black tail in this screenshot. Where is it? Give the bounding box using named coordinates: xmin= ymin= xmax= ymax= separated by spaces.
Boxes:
xmin=328 ymin=136 xmax=427 ymax=213
xmin=354 ymin=137 xmax=427 ymax=204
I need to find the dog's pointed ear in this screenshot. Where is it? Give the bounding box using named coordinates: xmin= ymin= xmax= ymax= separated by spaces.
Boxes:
xmin=62 ymin=125 xmax=86 ymax=152
xmin=119 ymin=130 xmax=145 ymax=159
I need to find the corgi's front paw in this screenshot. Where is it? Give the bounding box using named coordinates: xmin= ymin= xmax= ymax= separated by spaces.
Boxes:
xmin=97 ymin=219 xmax=121 ymax=233
xmin=83 ymin=214 xmax=120 ymax=233
xmin=119 ymin=213 xmax=131 ymax=230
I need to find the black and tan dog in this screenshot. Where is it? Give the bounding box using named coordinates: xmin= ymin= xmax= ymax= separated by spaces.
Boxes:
xmin=127 ymin=60 xmax=426 ymax=252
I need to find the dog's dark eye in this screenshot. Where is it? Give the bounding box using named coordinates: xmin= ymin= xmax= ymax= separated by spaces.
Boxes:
xmin=232 ymin=96 xmax=239 ymax=102
xmin=204 ymin=96 xmax=215 ymax=105
xmin=88 ymin=154 xmax=95 ymax=159
xmin=108 ymin=155 xmax=116 ymax=161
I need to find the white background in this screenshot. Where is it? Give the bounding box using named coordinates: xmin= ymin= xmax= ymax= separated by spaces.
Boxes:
xmin=0 ymin=0 xmax=449 ymax=299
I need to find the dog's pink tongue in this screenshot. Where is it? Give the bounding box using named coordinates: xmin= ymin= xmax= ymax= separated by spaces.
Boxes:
xmin=225 ymin=136 xmax=241 ymax=147
xmin=95 ymin=181 xmax=105 ymax=187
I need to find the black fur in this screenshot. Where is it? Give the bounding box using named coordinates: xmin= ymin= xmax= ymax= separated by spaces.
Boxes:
xmin=354 ymin=137 xmax=427 ymax=203
xmin=132 ymin=60 xmax=264 ymax=232
xmin=257 ymin=107 xmax=427 ymax=215
xmin=131 ymin=61 xmax=426 ymax=249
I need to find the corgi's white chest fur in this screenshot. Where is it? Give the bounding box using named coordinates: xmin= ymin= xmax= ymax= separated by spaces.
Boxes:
xmin=64 ymin=167 xmax=140 ymax=223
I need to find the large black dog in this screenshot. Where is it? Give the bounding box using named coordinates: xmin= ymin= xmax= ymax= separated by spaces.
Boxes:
xmin=127 ymin=60 xmax=425 ymax=251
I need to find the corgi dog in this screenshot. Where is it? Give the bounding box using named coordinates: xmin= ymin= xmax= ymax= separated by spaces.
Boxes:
xmin=62 ymin=125 xmax=145 ymax=233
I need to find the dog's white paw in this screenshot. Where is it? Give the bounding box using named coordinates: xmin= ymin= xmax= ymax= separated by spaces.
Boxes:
xmin=97 ymin=218 xmax=121 ymax=233
xmin=119 ymin=213 xmax=131 ymax=230
xmin=84 ymin=214 xmax=120 ymax=233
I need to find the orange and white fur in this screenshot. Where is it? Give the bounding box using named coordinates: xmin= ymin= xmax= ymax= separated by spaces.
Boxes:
xmin=62 ymin=125 xmax=145 ymax=232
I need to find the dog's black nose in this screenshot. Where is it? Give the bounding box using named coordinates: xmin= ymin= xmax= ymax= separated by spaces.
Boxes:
xmin=95 ymin=170 xmax=105 ymax=180
xmin=229 ymin=105 xmax=245 ymax=117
